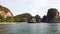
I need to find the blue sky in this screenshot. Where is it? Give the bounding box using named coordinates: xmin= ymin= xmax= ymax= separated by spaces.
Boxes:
xmin=0 ymin=0 xmax=60 ymax=18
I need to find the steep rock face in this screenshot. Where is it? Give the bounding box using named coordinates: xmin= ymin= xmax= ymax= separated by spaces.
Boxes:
xmin=0 ymin=5 xmax=13 ymax=18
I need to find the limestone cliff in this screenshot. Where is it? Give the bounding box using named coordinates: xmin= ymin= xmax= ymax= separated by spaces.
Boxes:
xmin=0 ymin=5 xmax=13 ymax=18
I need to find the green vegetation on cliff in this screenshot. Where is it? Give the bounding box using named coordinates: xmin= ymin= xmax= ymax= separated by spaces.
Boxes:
xmin=14 ymin=13 xmax=32 ymax=22
xmin=0 ymin=15 xmax=15 ymax=22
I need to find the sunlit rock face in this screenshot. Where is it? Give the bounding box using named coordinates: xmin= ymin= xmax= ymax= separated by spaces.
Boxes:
xmin=0 ymin=5 xmax=13 ymax=18
xmin=28 ymin=16 xmax=36 ymax=23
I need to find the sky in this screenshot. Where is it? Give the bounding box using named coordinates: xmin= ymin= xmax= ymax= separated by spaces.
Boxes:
xmin=0 ymin=0 xmax=60 ymax=18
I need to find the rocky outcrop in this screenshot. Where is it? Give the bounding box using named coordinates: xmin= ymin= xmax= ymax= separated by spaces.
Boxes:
xmin=47 ymin=8 xmax=59 ymax=23
xmin=0 ymin=5 xmax=13 ymax=18
xmin=28 ymin=16 xmax=36 ymax=23
xmin=41 ymin=15 xmax=47 ymax=22
xmin=28 ymin=15 xmax=41 ymax=23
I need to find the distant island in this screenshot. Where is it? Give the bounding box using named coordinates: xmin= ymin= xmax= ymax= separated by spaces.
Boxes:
xmin=0 ymin=5 xmax=60 ymax=23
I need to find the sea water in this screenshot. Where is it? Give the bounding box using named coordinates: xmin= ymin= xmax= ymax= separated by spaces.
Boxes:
xmin=0 ymin=23 xmax=60 ymax=34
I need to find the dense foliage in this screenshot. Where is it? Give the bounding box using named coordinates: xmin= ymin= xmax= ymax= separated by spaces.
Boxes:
xmin=14 ymin=13 xmax=32 ymax=22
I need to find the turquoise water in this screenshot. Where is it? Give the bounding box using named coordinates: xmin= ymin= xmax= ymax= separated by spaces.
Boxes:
xmin=0 ymin=23 xmax=60 ymax=34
